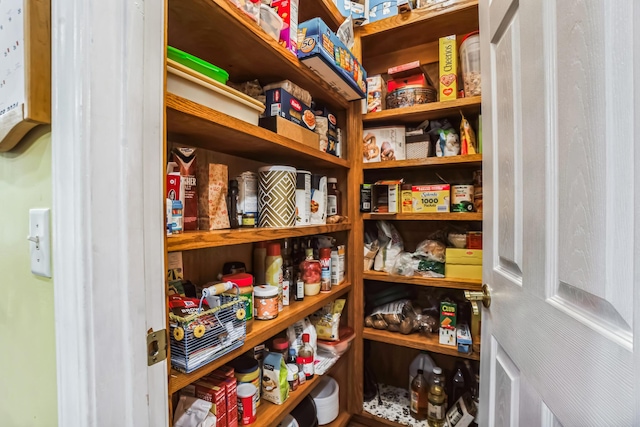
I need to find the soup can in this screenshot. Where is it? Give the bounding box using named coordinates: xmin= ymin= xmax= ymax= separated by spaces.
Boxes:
xmin=258 ymin=166 xmax=296 ymax=227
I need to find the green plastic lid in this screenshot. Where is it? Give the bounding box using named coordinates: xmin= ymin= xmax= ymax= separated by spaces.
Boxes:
xmin=167 ymin=46 xmax=229 ymax=85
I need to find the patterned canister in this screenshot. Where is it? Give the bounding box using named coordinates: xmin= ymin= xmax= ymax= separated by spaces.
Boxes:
xmin=258 ymin=166 xmax=296 ymax=227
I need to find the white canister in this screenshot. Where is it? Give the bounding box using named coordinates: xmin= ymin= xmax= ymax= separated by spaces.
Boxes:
xmin=310 ymin=175 xmax=327 ymax=225
xmin=237 ymin=171 xmax=259 ymax=216
xmin=295 ymin=170 xmax=311 ymax=226
xmin=258 ymin=166 xmax=297 ymax=227
xmin=451 ymin=185 xmax=475 ymax=213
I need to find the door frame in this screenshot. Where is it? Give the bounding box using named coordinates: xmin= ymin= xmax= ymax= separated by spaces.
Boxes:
xmin=51 ymin=0 xmax=168 ymax=425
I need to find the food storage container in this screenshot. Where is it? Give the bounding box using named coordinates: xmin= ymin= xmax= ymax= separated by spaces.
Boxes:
xmin=259 ymin=4 xmax=283 ymax=41
xmin=254 ymin=285 xmax=279 ymax=320
xmin=460 ymin=31 xmax=481 ymax=96
xmin=258 ymin=166 xmax=297 ymax=227
xmin=386 ymin=86 xmax=437 ymax=109
xmin=317 ymin=326 xmax=355 ymax=356
xmin=167 ymin=46 xmax=229 ymax=84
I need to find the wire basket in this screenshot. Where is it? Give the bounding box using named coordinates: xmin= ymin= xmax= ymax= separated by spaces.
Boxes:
xmin=169 ymin=286 xmax=247 ymax=373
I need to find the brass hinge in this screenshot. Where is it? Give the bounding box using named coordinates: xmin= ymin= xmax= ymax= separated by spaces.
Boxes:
xmin=147 ymin=329 xmax=167 ymax=366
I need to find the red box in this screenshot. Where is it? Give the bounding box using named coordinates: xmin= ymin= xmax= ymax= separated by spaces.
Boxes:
xmin=387 ymin=73 xmax=428 ymax=93
xmin=388 ymin=60 xmax=422 ymax=79
xmin=207 ymin=373 xmax=238 ymax=426
xmin=216 ymin=365 xmax=236 ymax=378
xmin=272 ymin=0 xmax=299 ymax=54
xmin=195 ymin=380 xmax=226 ymax=423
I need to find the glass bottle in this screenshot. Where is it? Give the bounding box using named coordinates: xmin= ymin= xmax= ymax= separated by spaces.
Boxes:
xmin=327 ymin=177 xmax=341 ymax=216
xmin=294 ymin=271 xmax=305 ymax=302
xmin=410 ymin=368 xmax=429 ymax=420
xmin=300 ymin=248 xmax=321 ymax=288
xmin=427 ymin=367 xmax=447 ymax=427
xmin=451 ymin=368 xmax=466 ymax=405
xmin=298 ymin=333 xmax=315 ymax=380
xmin=282 ymin=239 xmax=294 ymax=306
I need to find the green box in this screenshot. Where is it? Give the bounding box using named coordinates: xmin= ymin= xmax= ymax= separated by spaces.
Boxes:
xmin=440 ymin=301 xmax=457 ymax=328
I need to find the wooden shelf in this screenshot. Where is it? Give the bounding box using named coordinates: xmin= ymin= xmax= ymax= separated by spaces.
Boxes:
xmin=167 ymin=222 xmax=352 ymax=252
xmin=362 ymin=212 xmax=482 ymax=221
xmin=257 ymin=374 xmax=322 ymax=427
xmin=169 ymin=283 xmax=352 ymax=393
xmin=363 ymin=154 xmax=482 ymax=170
xmin=363 ymin=328 xmax=479 ymax=361
xmin=355 ymin=412 xmax=407 ymax=427
xmin=166 ymin=94 xmax=349 ymax=170
xmin=358 ymin=0 xmax=479 ymax=60
xmin=363 ymin=271 xmax=481 ymax=291
xmin=168 ymin=0 xmax=349 ymax=110
xmin=298 ymin=0 xmax=344 ymax=31
xmin=363 ymin=96 xmax=482 ymax=125
xmin=324 ymin=412 xmax=352 ymax=427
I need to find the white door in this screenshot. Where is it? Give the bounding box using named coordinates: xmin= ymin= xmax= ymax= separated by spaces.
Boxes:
xmin=479 ymin=0 xmax=639 ymax=425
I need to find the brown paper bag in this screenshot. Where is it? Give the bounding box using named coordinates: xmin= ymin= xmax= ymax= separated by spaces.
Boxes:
xmin=198 ymin=163 xmax=230 ymax=230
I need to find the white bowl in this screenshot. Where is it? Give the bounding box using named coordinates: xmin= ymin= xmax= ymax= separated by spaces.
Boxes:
xmin=310 ymin=376 xmax=339 ymax=425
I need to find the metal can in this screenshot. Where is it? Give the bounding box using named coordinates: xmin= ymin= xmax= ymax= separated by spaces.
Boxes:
xmin=451 ymin=185 xmax=474 ymax=212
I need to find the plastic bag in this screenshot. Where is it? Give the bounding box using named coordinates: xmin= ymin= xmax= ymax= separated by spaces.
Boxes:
xmin=374 ymin=221 xmax=404 ymax=272
xmin=310 ymin=299 xmax=346 ymax=341
xmin=414 ymin=239 xmax=446 ymax=263
xmin=287 ymin=317 xmax=317 ymax=353
xmin=391 ymin=252 xmax=416 ymax=277
xmin=460 ymin=111 xmax=477 ymax=155
xmin=336 ymin=15 xmax=355 ymax=50
xmin=173 ymin=395 xmax=216 ymax=427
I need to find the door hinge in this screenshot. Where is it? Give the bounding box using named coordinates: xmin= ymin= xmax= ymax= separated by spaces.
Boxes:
xmin=147 ymin=329 xmax=168 ymax=366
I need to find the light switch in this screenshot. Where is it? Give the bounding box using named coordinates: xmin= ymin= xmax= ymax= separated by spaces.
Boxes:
xmin=28 ymin=208 xmax=51 ymax=278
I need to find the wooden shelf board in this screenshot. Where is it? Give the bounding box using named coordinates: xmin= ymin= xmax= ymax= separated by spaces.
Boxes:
xmin=257 ymin=374 xmax=322 ymax=427
xmin=358 ymin=0 xmax=479 ymax=61
xmin=362 ymin=96 xmax=482 ymax=125
xmin=363 ymin=328 xmax=479 ymax=361
xmin=363 ymin=154 xmax=482 ymax=170
xmin=324 ymin=411 xmax=352 ymax=427
xmin=362 ymin=212 xmax=482 ymax=221
xmin=168 ymin=0 xmax=349 ymax=111
xmin=363 ymin=271 xmax=482 ymax=291
xmin=168 ymin=283 xmax=352 ymax=393
xmin=167 ymin=223 xmax=352 ymax=252
xmin=298 ymin=0 xmax=344 ymax=31
xmin=166 ymin=94 xmax=349 ymax=170
xmin=354 ymin=412 xmax=406 ymax=427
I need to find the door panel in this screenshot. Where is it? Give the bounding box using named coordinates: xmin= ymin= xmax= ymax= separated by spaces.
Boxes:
xmin=480 ymin=0 xmax=636 ymax=424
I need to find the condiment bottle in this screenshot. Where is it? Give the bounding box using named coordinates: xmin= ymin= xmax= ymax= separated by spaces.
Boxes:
xmin=253 ymin=242 xmax=267 ymax=285
xmin=298 ymin=333 xmax=315 ymax=380
xmin=319 ymin=247 xmax=332 ymax=293
xmin=265 ymin=242 xmax=284 ymax=311
xmin=300 ymin=248 xmax=321 ymax=296
xmin=427 ymin=367 xmax=447 ymax=427
xmin=294 ymin=272 xmax=305 ymax=302
xmin=327 ymin=177 xmax=341 ymax=216
xmin=282 ymin=239 xmax=293 ymax=306
xmin=288 ymin=347 xmax=297 ymax=364
xmin=410 ymin=368 xmax=429 ymax=420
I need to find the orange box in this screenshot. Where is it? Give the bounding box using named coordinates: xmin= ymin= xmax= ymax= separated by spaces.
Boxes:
xmin=439 ymin=35 xmax=458 ymax=101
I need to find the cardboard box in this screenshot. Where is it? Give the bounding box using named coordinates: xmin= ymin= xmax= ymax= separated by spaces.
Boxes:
xmin=439 ymin=301 xmax=457 ymax=346
xmin=272 ymin=0 xmax=299 ymax=54
xmin=412 ymin=184 xmax=450 ymax=213
xmin=366 ymin=74 xmax=386 ymax=113
xmin=207 ymin=374 xmax=238 ymax=427
xmin=440 ymin=327 xmax=457 ymax=346
xmin=439 ymin=35 xmax=458 ymax=101
xmin=446 ymin=248 xmax=482 ymax=265
xmin=360 ymin=183 xmax=372 ymax=212
xmin=371 ymin=180 xmax=402 ymax=213
xmin=172 ymin=148 xmax=198 ymax=231
xmin=297 ymin=18 xmax=367 ymax=101
xmin=446 ymin=394 xmax=477 ymax=427
xmin=264 ymin=88 xmax=316 ymax=132
xmin=367 ymin=0 xmax=398 ymax=23
xmin=259 ymin=116 xmax=320 ymax=150
xmin=362 ymin=125 xmax=406 ymax=163
xmin=445 ymin=264 xmax=482 ymax=281
xmin=467 ymin=231 xmax=482 ymax=249
xmin=313 ymin=105 xmax=339 ymax=156
xmin=401 ymin=185 xmax=413 ymax=213
xmin=457 ymin=323 xmax=472 ymax=354
xmin=334 ymin=0 xmax=366 ymax=24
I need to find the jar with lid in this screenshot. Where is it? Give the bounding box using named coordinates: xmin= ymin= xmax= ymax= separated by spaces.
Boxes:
xmin=300 ymin=248 xmax=321 ymax=296
xmin=286 ymin=364 xmax=299 ymax=392
xmin=229 ymin=356 xmax=262 ymax=407
xmin=327 ymin=177 xmax=341 ymax=216
xmin=272 ymin=337 xmax=290 ymax=357
xmin=241 ymin=213 xmax=256 ymax=228
xmin=319 ymin=247 xmax=332 ymax=293
xmin=254 ymin=285 xmax=279 ymax=320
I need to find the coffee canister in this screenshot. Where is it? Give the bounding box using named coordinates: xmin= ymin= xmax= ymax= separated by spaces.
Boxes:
xmin=451 ymin=185 xmax=475 ymax=212
xmin=295 ymin=170 xmax=311 ymax=226
xmin=258 ymin=166 xmax=296 ymax=227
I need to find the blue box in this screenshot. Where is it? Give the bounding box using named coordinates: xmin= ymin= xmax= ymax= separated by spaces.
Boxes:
xmin=297 ymin=18 xmax=367 ymax=101
xmin=264 ymin=88 xmax=316 ymax=131
xmin=367 ymin=0 xmax=398 ymax=23
xmin=334 ymin=0 xmax=367 ymax=24
xmin=457 ymin=323 xmax=473 ymax=354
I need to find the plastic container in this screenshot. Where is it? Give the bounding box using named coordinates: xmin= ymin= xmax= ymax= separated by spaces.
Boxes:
xmin=259 ymin=4 xmax=284 ymax=41
xmin=167 ymin=46 xmax=229 ymax=84
xmin=272 ymin=337 xmax=290 ymax=356
xmin=230 ymin=356 xmax=262 ymax=407
xmin=166 ymin=60 xmax=265 ymax=125
xmin=310 ymin=376 xmax=340 ymax=425
xmin=254 ymin=285 xmax=279 ymax=320
xmin=409 ymin=351 xmax=436 ymax=390
xmin=238 ymin=383 xmax=258 ymax=425
xmin=258 ymin=166 xmax=297 ymax=227
xmin=317 ymin=326 xmax=355 ymax=356
xmin=459 ymin=31 xmax=481 ymax=97
xmin=287 ymin=364 xmax=300 ymax=392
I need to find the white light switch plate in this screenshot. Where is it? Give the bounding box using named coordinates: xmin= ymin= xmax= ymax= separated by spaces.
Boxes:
xmin=29 ymin=208 xmax=51 ymax=278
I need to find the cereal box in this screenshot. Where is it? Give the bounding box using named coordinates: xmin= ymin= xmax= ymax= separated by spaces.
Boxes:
xmin=272 ymin=0 xmax=299 ymax=54
xmin=412 ymin=184 xmax=450 ymax=213
xmin=439 ymin=35 xmax=458 ymax=101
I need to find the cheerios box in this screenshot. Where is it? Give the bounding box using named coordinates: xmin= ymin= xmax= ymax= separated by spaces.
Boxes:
xmin=439 ymin=35 xmax=458 ymax=101
xmin=412 ymin=184 xmax=450 ymax=213
xmin=264 ymin=88 xmax=315 ymax=131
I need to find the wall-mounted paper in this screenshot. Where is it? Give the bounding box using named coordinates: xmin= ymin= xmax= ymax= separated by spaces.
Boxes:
xmin=0 ymin=0 xmax=25 ymax=118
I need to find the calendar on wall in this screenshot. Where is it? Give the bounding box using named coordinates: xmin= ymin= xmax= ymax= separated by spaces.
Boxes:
xmin=0 ymin=0 xmax=50 ymax=152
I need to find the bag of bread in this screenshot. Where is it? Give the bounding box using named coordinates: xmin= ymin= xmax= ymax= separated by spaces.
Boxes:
xmin=198 ymin=164 xmax=230 ymax=230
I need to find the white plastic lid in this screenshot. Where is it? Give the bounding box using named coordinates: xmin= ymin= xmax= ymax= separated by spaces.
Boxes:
xmin=287 ymin=364 xmax=299 ymax=381
xmin=433 ymin=367 xmax=442 ymax=375
xmin=237 ymin=383 xmax=257 ymax=398
xmin=254 ymin=285 xmax=278 ymax=297
xmin=259 ymin=165 xmax=296 ymax=173
xmin=327 ymin=177 xmax=337 ymax=183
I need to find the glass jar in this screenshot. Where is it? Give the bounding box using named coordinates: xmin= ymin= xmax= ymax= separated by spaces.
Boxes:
xmin=299 ymin=248 xmax=321 ymax=296
xmin=272 ymin=337 xmax=289 ymax=357
xmin=242 ymin=213 xmax=256 ymax=228
xmin=254 ymin=285 xmax=279 ymax=320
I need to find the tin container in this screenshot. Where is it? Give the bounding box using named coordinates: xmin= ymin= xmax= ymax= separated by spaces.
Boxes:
xmin=258 ymin=166 xmax=296 ymax=227
xmin=451 ymin=185 xmax=474 ymax=213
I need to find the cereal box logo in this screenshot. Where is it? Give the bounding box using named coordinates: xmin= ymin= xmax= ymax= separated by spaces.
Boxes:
xmin=300 ymin=37 xmax=316 ymax=54
xmin=290 ymin=99 xmax=302 ymax=112
xmin=328 ymin=114 xmax=337 ymax=126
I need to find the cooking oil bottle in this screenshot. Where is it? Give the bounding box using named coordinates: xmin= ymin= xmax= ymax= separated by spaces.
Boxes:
xmin=410 ymin=368 xmax=429 ymax=420
xmin=427 ymin=367 xmax=447 ymax=427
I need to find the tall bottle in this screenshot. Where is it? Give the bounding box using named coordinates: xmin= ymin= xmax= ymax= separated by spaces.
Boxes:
xmin=298 ymin=333 xmax=315 ymax=380
xmin=451 ymin=368 xmax=466 ymax=406
xmin=410 ymin=368 xmax=429 ymax=420
xmin=265 ymin=242 xmax=284 ymax=312
xmin=282 ymin=239 xmax=294 ymax=306
xmin=228 ymin=179 xmax=240 ymax=228
xmin=327 ymin=177 xmax=341 ymax=216
xmin=427 ymin=367 xmax=447 ymax=427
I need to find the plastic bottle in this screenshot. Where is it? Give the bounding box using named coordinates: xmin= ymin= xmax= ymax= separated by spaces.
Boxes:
xmin=410 ymin=368 xmax=429 ymax=420
xmin=319 ymin=247 xmax=332 ymax=293
xmin=253 ymin=242 xmax=267 ymax=285
xmin=298 ymin=333 xmax=315 ymax=380
xmin=409 ymin=351 xmax=435 ymax=390
xmin=288 ymin=347 xmax=297 ymax=365
xmin=451 ymin=368 xmax=466 ymax=406
xmin=228 ymin=179 xmax=240 ymax=228
xmin=265 ymin=242 xmax=284 ymax=311
xmin=327 ymin=177 xmax=341 ymax=216
xmin=427 ymin=367 xmax=447 ymax=427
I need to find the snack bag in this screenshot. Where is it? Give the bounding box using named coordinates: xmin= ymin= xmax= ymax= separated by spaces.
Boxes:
xmin=459 ymin=112 xmax=477 ymax=155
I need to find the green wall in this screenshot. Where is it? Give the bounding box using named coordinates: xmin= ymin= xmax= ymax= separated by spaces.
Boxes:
xmin=0 ymin=128 xmax=58 ymax=426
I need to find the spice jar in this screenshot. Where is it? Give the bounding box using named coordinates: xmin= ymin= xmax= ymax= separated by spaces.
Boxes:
xmin=272 ymin=337 xmax=290 ymax=357
xmin=254 ymin=285 xmax=279 ymax=320
xmin=242 ymin=213 xmax=256 ymax=228
xmin=287 ymin=364 xmax=300 ymax=392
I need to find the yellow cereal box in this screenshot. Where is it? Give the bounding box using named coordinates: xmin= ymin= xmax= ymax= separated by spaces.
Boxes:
xmin=439 ymin=35 xmax=458 ymax=101
xmin=412 ymin=184 xmax=450 ymax=213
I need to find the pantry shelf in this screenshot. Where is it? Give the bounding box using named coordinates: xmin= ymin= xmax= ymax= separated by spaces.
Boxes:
xmin=363 ymin=271 xmax=482 ymax=291
xmin=363 ymin=328 xmax=479 ymax=361
xmin=358 ymin=0 xmax=479 ymax=60
xmin=166 ymin=94 xmax=349 ymax=170
xmin=362 ymin=96 xmax=482 ymax=125
xmin=324 ymin=412 xmax=352 ymax=427
xmin=258 ymin=374 xmax=322 ymax=427
xmin=363 ymin=154 xmax=482 ymax=170
xmin=298 ymin=0 xmax=344 ymax=31
xmin=168 ymin=283 xmax=353 ymax=394
xmin=167 ymin=223 xmax=352 ymax=252
xmin=362 ymin=213 xmax=482 ymax=221
xmin=167 ymin=0 xmax=349 ymax=110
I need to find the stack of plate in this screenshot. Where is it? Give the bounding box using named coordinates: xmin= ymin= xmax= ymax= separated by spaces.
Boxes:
xmin=310 ymin=377 xmax=339 ymax=425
